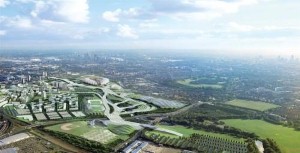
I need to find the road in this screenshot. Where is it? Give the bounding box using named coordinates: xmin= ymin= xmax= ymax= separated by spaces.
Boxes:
xmin=132 ymin=101 xmax=205 ymax=120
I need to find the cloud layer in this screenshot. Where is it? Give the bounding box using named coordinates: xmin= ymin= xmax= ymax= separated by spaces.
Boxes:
xmin=0 ymin=0 xmax=299 ymax=54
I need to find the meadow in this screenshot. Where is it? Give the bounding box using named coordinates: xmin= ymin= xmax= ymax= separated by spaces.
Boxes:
xmin=0 ymin=92 xmax=5 ymax=99
xmin=226 ymin=99 xmax=280 ymax=111
xmin=222 ymin=119 xmax=300 ymax=153
xmin=177 ymin=79 xmax=223 ymax=89
xmin=147 ymin=124 xmax=244 ymax=141
xmin=107 ymin=124 xmax=135 ymax=135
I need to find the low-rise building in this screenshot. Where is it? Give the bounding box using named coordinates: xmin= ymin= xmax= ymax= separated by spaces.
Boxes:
xmin=122 ymin=140 xmax=148 ymax=153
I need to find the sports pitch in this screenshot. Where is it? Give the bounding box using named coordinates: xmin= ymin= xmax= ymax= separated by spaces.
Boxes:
xmin=177 ymin=79 xmax=223 ymax=89
xmin=226 ymin=99 xmax=280 ymax=111
xmin=88 ymin=100 xmax=105 ymax=113
xmin=222 ymin=119 xmax=300 ymax=153
xmin=46 ymin=121 xmax=128 ymax=144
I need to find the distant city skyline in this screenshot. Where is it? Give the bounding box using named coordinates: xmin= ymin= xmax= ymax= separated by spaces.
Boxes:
xmin=0 ymin=0 xmax=299 ymax=55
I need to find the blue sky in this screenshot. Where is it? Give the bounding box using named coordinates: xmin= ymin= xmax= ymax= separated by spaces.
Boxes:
xmin=0 ymin=0 xmax=299 ymax=55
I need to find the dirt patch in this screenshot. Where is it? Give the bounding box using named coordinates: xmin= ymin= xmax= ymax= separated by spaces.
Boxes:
xmin=0 ymin=136 xmax=68 ymax=153
xmin=60 ymin=123 xmax=73 ymax=131
xmin=141 ymin=143 xmax=181 ymax=153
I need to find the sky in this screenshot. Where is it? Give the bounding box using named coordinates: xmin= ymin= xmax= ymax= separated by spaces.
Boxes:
xmin=0 ymin=0 xmax=299 ymax=55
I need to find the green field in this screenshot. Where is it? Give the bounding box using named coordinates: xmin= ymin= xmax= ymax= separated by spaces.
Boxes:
xmin=177 ymin=79 xmax=223 ymax=89
xmin=89 ymin=100 xmax=104 ymax=112
xmin=222 ymin=119 xmax=300 ymax=153
xmin=31 ymin=95 xmax=43 ymax=102
xmin=46 ymin=121 xmax=129 ymax=144
xmin=128 ymin=93 xmax=142 ymax=99
xmin=0 ymin=91 xmax=5 ymax=98
xmin=226 ymin=99 xmax=280 ymax=111
xmin=149 ymin=125 xmax=244 ymax=141
xmin=86 ymin=97 xmax=105 ymax=113
xmin=107 ymin=94 xmax=124 ymax=103
xmin=107 ymin=124 xmax=135 ymax=135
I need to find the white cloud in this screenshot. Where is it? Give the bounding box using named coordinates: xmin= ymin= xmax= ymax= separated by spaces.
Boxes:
xmin=102 ymin=9 xmax=122 ymax=22
xmin=0 ymin=0 xmax=9 ymax=7
xmin=72 ymin=35 xmax=85 ymax=40
xmin=102 ymin=8 xmax=150 ymax=22
xmin=56 ymin=0 xmax=89 ymax=23
xmin=148 ymin=0 xmax=261 ymax=20
xmin=1 ymin=16 xmax=33 ymax=29
xmin=117 ymin=24 xmax=139 ymax=39
xmin=0 ymin=30 xmax=6 ymax=36
xmin=139 ymin=19 xmax=160 ymax=28
xmin=39 ymin=19 xmax=66 ymax=27
xmin=228 ymin=22 xmax=255 ymax=32
xmin=173 ymin=12 xmax=222 ymax=21
xmin=227 ymin=22 xmax=300 ymax=32
xmin=182 ymin=0 xmax=259 ymax=14
xmin=98 ymin=27 xmax=110 ymax=33
xmin=30 ymin=0 xmax=89 ymax=23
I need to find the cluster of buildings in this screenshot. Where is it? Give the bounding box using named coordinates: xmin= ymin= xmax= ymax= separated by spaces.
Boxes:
xmin=8 ymin=84 xmax=38 ymax=104
xmin=30 ymin=93 xmax=78 ymax=113
xmin=30 ymin=92 xmax=79 ymax=120
xmin=50 ymin=80 xmax=72 ymax=91
xmin=81 ymin=76 xmax=109 ymax=86
xmin=3 ymin=79 xmax=85 ymax=121
xmin=122 ymin=140 xmax=148 ymax=153
xmin=47 ymin=93 xmax=79 ymax=111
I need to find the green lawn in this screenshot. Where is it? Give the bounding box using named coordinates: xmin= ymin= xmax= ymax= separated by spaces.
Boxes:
xmin=222 ymin=119 xmax=300 ymax=153
xmin=90 ymin=99 xmax=102 ymax=105
xmin=226 ymin=99 xmax=280 ymax=111
xmin=145 ymin=131 xmax=179 ymax=138
xmin=107 ymin=124 xmax=135 ymax=135
xmin=107 ymin=94 xmax=124 ymax=103
xmin=87 ymin=100 xmax=104 ymax=113
xmin=31 ymin=95 xmax=43 ymax=102
xmin=154 ymin=125 xmax=244 ymax=141
xmin=177 ymin=79 xmax=223 ymax=89
xmin=46 ymin=121 xmax=128 ymax=144
xmin=128 ymin=93 xmax=142 ymax=99
xmin=0 ymin=91 xmax=5 ymax=98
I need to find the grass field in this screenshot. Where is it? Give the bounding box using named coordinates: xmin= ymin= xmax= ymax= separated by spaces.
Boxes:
xmin=222 ymin=119 xmax=300 ymax=153
xmin=0 ymin=91 xmax=5 ymax=99
xmin=107 ymin=124 xmax=135 ymax=135
xmin=31 ymin=95 xmax=43 ymax=102
xmin=226 ymin=99 xmax=280 ymax=111
xmin=107 ymin=94 xmax=124 ymax=103
xmin=128 ymin=93 xmax=142 ymax=99
xmin=88 ymin=100 xmax=105 ymax=113
xmin=149 ymin=125 xmax=244 ymax=141
xmin=177 ymin=79 xmax=223 ymax=89
xmin=46 ymin=121 xmax=129 ymax=144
